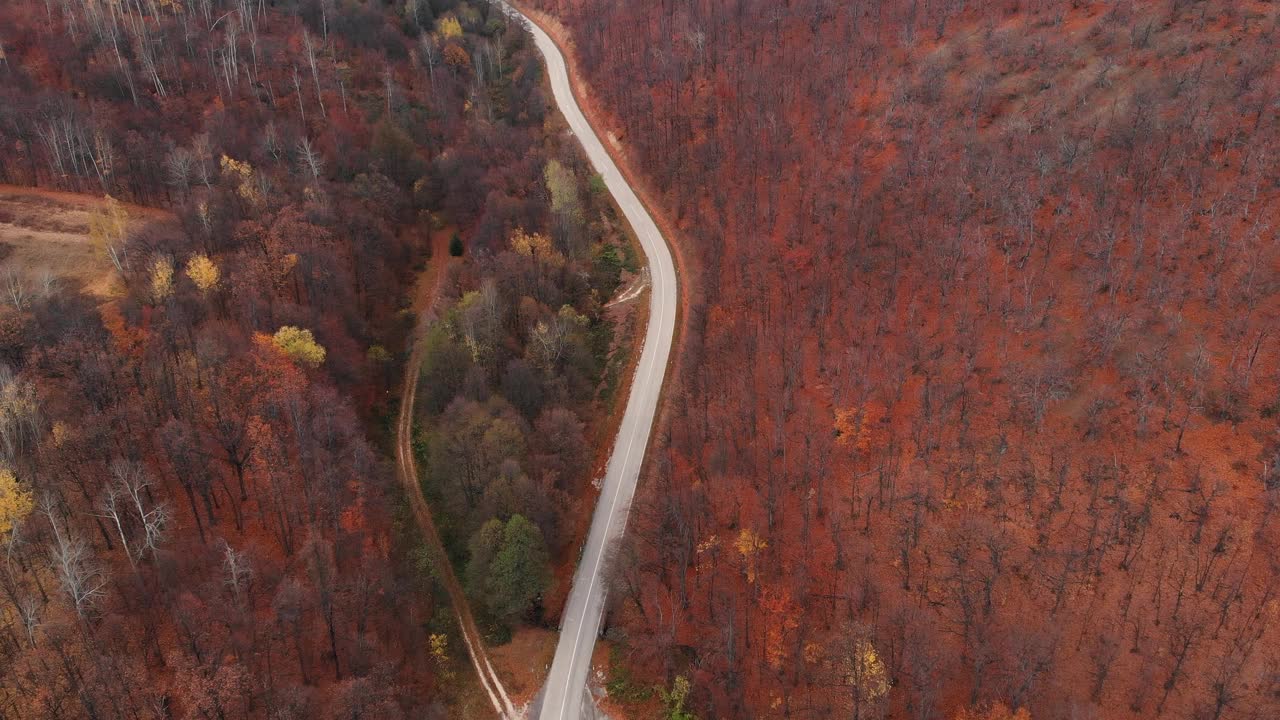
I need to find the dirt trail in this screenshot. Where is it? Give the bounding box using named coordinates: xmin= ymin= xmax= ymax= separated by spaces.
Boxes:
xmin=395 ymin=233 xmax=518 ymax=718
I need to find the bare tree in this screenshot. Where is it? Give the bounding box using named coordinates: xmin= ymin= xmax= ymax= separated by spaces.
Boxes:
xmin=0 ymin=365 xmax=42 ymax=464
xmin=191 ymin=133 xmax=214 ymax=188
xmin=16 ymin=593 xmax=41 ymax=647
xmin=296 ymin=137 xmax=324 ymax=183
xmin=43 ymin=496 xmax=108 ymax=620
xmin=302 ymin=30 xmax=326 ymax=118
xmin=165 ymin=145 xmax=194 ymax=194
xmin=221 ymin=541 xmax=254 ymax=609
xmin=95 ymin=460 xmax=170 ymax=568
xmin=292 ymin=65 xmax=307 ymax=125
xmin=3 ymin=269 xmax=28 ymax=310
xmin=420 ymin=36 xmax=438 ymax=97
xmin=37 ymin=268 xmax=56 ymax=298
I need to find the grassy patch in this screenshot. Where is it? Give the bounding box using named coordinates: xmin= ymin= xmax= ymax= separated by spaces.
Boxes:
xmin=596 ymin=312 xmax=636 ymax=410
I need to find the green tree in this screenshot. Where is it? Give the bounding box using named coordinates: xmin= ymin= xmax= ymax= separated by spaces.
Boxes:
xmin=427 ymin=399 xmax=527 ymax=539
xmin=465 ymin=518 xmax=503 ymax=599
xmin=545 ymin=160 xmax=584 ymax=257
xmin=484 ymin=514 xmax=549 ymax=623
xmin=482 ymin=417 xmax=525 ymax=474
xmin=544 ymin=160 xmax=579 ymax=219
xmin=419 ymin=324 xmax=473 ymax=414
xmin=372 ymin=119 xmax=421 ymax=186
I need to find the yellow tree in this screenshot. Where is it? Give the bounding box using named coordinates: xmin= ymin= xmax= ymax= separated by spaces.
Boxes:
xmin=511 ymin=228 xmax=564 ymax=297
xmin=429 ymin=633 xmax=455 ymax=682
xmin=185 ymin=254 xmax=220 ymax=293
xmin=88 ymin=194 xmax=130 ymax=271
xmin=0 ymin=369 xmax=40 ymax=463
xmin=660 ymin=675 xmax=697 ymax=720
xmin=834 ymin=624 xmax=890 ymax=720
xmin=510 ymin=228 xmax=555 ymax=259
xmin=0 ymin=468 xmax=34 ymax=537
xmin=150 ymin=256 xmax=174 ymax=303
xmin=544 ymin=160 xmax=580 ymax=221
xmin=735 ymin=528 xmax=767 ymax=584
xmin=220 ymin=155 xmax=262 ymax=206
xmin=271 ymin=326 xmax=326 ymax=368
xmin=437 ymin=16 xmax=463 ymax=39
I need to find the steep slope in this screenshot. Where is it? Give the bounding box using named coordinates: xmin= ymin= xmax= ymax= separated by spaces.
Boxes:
xmin=525 ymin=1 xmax=1280 ymax=718
xmin=0 ymin=1 xmax=632 ymax=717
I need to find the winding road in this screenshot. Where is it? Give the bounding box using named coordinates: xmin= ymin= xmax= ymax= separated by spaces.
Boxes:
xmin=498 ymin=4 xmax=680 ymax=719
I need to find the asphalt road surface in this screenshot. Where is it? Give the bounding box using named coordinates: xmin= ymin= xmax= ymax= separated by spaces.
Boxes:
xmin=498 ymin=4 xmax=680 ymax=719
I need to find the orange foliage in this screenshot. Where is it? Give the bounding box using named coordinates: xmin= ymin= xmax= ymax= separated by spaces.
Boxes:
xmin=955 ymin=703 xmax=1032 ymax=720
xmin=760 ymin=587 xmax=800 ymax=672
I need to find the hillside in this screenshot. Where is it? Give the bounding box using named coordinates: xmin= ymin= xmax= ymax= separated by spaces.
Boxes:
xmin=525 ymin=1 xmax=1280 ymax=718
xmin=0 ymin=0 xmax=635 ymax=717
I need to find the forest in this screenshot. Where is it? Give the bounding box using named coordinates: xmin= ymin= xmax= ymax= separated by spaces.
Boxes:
xmin=520 ymin=0 xmax=1280 ymax=718
xmin=0 ymin=0 xmax=633 ymax=716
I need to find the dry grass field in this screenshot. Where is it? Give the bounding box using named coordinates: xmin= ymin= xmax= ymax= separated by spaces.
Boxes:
xmin=0 ymin=185 xmax=173 ymax=302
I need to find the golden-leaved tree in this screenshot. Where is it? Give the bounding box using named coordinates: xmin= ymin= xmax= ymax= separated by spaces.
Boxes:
xmin=437 ymin=15 xmax=463 ymax=39
xmin=0 ymin=467 xmax=34 ymax=537
xmin=735 ymin=527 xmax=767 ymax=584
xmin=185 ymin=254 xmax=220 ymax=293
xmin=150 ymin=256 xmax=174 ymax=302
xmin=832 ymin=624 xmax=890 ymax=720
xmin=271 ymin=326 xmax=327 ymax=368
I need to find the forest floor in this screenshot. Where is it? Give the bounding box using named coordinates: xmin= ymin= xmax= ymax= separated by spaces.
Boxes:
xmin=396 ymin=230 xmax=519 ymax=718
xmin=492 ymin=627 xmax=559 ymax=707
xmin=0 ymin=185 xmax=172 ymax=299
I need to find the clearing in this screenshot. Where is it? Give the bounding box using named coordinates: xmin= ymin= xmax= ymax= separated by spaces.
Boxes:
xmin=0 ymin=185 xmax=172 ymax=300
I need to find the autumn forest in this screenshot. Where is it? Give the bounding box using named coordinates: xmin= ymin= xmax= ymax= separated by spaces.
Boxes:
xmin=524 ymin=0 xmax=1280 ymax=718
xmin=0 ymin=0 xmax=639 ymax=716
xmin=2 ymin=0 xmax=1280 ymax=719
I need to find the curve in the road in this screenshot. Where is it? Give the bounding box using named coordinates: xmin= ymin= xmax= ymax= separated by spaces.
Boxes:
xmin=498 ymin=4 xmax=681 ymax=720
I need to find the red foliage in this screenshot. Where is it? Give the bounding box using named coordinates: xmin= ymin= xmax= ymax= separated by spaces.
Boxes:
xmin=532 ymin=0 xmax=1280 ymax=717
xmin=0 ymin=0 xmax=585 ymax=715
